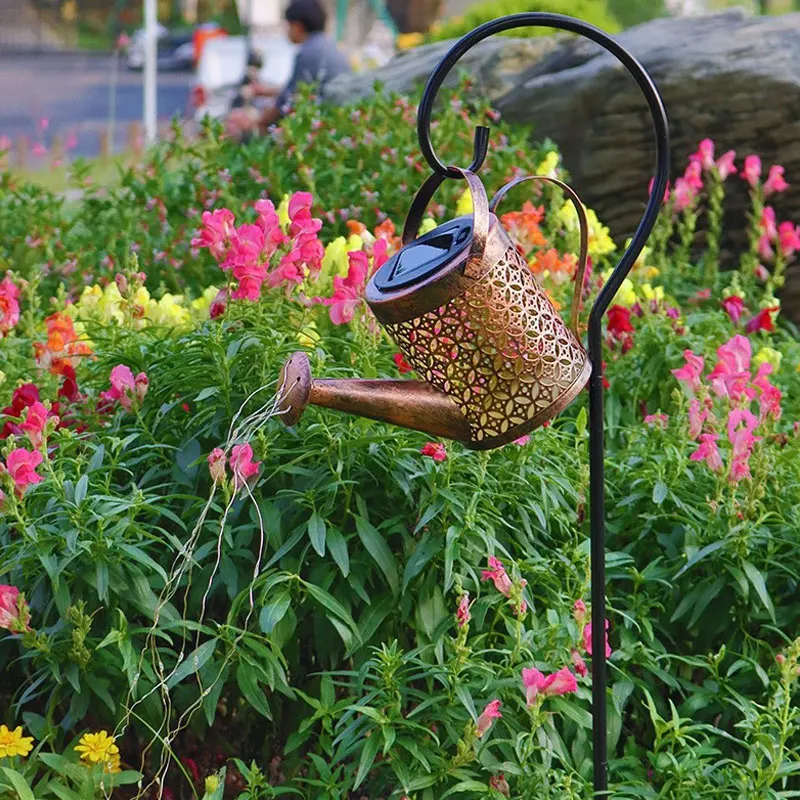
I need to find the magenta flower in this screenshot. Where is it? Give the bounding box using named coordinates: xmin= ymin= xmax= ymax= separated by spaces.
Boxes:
xmin=778 ymin=222 xmax=800 ymax=258
xmin=752 ymin=363 xmax=782 ymax=421
xmin=690 ymin=433 xmax=724 ymax=472
xmin=644 ymin=413 xmax=668 ymax=429
xmin=715 ymin=150 xmax=737 ymax=181
xmin=191 ymin=208 xmax=236 ymax=260
xmin=522 ymin=666 xmax=578 ymax=706
xmin=20 ymin=401 xmax=52 ymax=450
xmin=321 ymin=251 xmax=370 ymax=325
xmin=288 ymin=191 xmax=314 ymax=221
xmin=101 ymin=365 xmax=148 ymax=410
xmin=763 ymin=165 xmax=789 ymax=197
xmin=647 ymin=176 xmax=670 ymax=204
xmin=5 ymin=448 xmax=44 ymax=495
xmin=456 ymin=594 xmax=470 ymax=628
xmin=572 ymin=649 xmax=588 ymax=677
xmin=583 ymin=620 xmax=612 ymax=658
xmin=421 ymin=442 xmax=447 ymax=462
xmin=573 ymin=599 xmax=587 ymax=625
xmin=475 ymin=699 xmax=502 ymax=738
xmin=0 ymin=585 xmax=31 ymax=632
xmin=708 ymin=336 xmax=752 ymax=401
xmin=688 ymin=398 xmax=709 ymax=440
xmin=207 ymin=448 xmax=226 ymax=484
xmin=0 ymin=276 xmax=21 ymax=334
xmin=481 ymin=556 xmax=513 ymax=597
xmin=741 ymin=154 xmax=762 ymax=188
xmin=229 ymin=443 xmax=260 ymax=490
xmin=671 ymin=350 xmax=705 ymax=394
xmin=689 ymin=138 xmax=715 ymax=171
xmin=513 ymin=434 xmax=531 ymax=446
xmin=721 ymin=295 xmax=746 ymax=325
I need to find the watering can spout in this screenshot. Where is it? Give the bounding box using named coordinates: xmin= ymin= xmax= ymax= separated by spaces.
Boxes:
xmin=277 ymin=352 xmax=472 ymax=442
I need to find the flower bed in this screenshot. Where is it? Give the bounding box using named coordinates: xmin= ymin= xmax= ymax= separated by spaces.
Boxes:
xmin=1 ymin=87 xmax=800 ymax=799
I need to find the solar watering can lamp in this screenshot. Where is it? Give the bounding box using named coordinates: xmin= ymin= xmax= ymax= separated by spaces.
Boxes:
xmin=278 ymin=13 xmax=671 ymax=793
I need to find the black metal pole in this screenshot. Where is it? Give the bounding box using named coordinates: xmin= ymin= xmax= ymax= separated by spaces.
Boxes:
xmin=415 ymin=13 xmax=670 ymax=794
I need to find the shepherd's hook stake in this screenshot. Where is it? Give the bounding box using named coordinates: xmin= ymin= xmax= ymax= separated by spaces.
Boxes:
xmin=415 ymin=13 xmax=671 ymax=793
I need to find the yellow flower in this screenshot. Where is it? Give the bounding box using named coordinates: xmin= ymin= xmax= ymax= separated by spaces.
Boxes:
xmin=297 ymin=321 xmax=321 ymax=348
xmin=0 ymin=371 xmax=5 ymax=388
xmin=456 ymin=190 xmax=473 ymax=217
xmin=322 ymin=237 xmax=350 ymax=278
xmin=277 ymin=194 xmax=291 ymax=231
xmin=614 ymin=278 xmax=637 ymax=307
xmin=205 ymin=774 xmax=220 ymax=795
xmin=396 ymin=32 xmax=424 ymax=50
xmin=754 ymin=347 xmax=782 ymax=370
xmin=585 ymin=209 xmax=615 ymax=257
xmin=145 ymin=294 xmax=191 ymax=328
xmin=0 ymin=725 xmax=34 ymax=758
xmin=640 ymin=284 xmax=664 ymax=303
xmin=75 ymin=731 xmax=119 ymax=768
xmin=418 ymin=218 xmax=438 ymax=236
xmin=535 ymin=150 xmax=559 ymax=178
xmin=191 ymin=285 xmax=220 ymax=318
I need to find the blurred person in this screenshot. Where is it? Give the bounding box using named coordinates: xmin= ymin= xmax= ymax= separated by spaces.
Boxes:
xmin=227 ymin=0 xmax=351 ymax=137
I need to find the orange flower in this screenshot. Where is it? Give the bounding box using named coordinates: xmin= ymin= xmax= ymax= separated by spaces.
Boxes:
xmin=34 ymin=312 xmax=92 ymax=375
xmin=531 ymin=249 xmax=578 ymax=285
xmin=346 ymin=220 xmax=367 ymax=236
xmin=502 ymin=202 xmax=547 ymax=254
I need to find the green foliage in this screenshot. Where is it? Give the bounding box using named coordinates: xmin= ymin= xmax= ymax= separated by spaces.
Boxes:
xmin=2 ymin=80 xmax=800 ymax=800
xmin=426 ymin=0 xmax=622 ymax=43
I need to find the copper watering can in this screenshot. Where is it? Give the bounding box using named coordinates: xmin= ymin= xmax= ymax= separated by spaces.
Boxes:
xmin=279 ymin=169 xmax=592 ymax=449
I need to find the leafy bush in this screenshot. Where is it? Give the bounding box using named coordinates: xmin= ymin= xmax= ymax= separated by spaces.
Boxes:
xmin=425 ymin=0 xmax=622 ymax=44
xmin=2 ymin=85 xmax=800 ymax=800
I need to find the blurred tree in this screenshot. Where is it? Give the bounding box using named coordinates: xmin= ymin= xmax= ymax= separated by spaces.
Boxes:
xmin=607 ymin=0 xmax=667 ymax=25
xmin=386 ymin=0 xmax=443 ymax=31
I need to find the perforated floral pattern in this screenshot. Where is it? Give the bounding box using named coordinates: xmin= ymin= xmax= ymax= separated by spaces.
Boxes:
xmin=386 ymin=243 xmax=590 ymax=444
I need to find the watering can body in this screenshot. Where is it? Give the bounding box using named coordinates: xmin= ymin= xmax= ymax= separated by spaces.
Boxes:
xmin=279 ymin=168 xmax=591 ymax=450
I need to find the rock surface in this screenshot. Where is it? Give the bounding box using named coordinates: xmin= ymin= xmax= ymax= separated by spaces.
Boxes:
xmin=324 ymin=9 xmax=800 ymax=320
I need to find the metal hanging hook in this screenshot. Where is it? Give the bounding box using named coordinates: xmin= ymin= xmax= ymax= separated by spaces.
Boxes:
xmin=416 ymin=13 xmax=671 ymax=795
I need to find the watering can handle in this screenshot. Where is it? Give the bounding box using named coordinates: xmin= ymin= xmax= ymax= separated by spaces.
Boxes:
xmin=489 ymin=175 xmax=589 ymax=337
xmin=401 ymin=166 xmax=491 ymax=278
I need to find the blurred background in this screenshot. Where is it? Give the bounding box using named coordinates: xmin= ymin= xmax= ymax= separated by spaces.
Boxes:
xmin=1 ymin=0 xmax=798 ymax=172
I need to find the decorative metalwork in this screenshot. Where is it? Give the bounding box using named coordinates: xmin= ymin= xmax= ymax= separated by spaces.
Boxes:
xmin=385 ymin=239 xmax=590 ymax=447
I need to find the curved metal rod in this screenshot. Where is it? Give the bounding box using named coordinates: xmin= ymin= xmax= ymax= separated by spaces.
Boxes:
xmin=417 ymin=14 xmax=671 ymax=796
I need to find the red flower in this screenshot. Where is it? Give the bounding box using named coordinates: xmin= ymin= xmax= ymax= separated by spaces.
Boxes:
xmin=393 ymin=352 xmax=412 ymax=374
xmin=721 ymin=295 xmax=745 ymax=325
xmin=420 ymin=442 xmax=447 ymax=462
xmin=607 ymin=305 xmax=634 ymax=339
xmin=745 ymin=307 xmax=779 ymax=334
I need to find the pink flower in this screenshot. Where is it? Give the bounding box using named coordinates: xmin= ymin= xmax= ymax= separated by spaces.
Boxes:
xmin=513 ymin=434 xmax=531 ymax=446
xmin=752 ymin=363 xmax=782 ymax=421
xmin=20 ymin=402 xmax=52 ymax=449
xmin=456 ymin=594 xmax=470 ymax=628
xmin=682 ymin=161 xmax=703 ymax=191
xmin=690 ymin=433 xmax=724 ymax=472
xmin=708 ymin=335 xmax=752 ymax=400
xmin=672 ymin=350 xmax=705 ymax=394
xmin=741 ymin=154 xmax=762 ymax=188
xmin=763 ymin=165 xmax=789 ymax=197
xmin=5 ymin=448 xmax=44 ymax=495
xmin=573 ymin=599 xmax=587 ymax=625
xmin=475 ymin=699 xmax=502 ymax=737
xmin=101 ymin=365 xmax=148 ymax=410
xmin=0 ymin=276 xmax=21 ymax=334
xmin=421 ymin=442 xmax=447 ymax=462
xmin=31 ymin=142 xmax=47 ymax=157
xmin=648 ymin=177 xmax=670 ymax=204
xmin=288 ymin=191 xmax=313 ymax=221
xmin=482 ymin=556 xmax=513 ymax=597
xmin=0 ymin=585 xmax=31 ymax=632
xmin=207 ymin=448 xmax=226 ymax=484
xmin=522 ymin=666 xmax=578 ymax=706
xmin=571 ymin=649 xmax=588 ymax=677
xmin=229 ymin=443 xmax=260 ymax=490
xmin=689 ymin=138 xmax=715 ymax=171
xmin=322 ymin=251 xmax=369 ymax=325
xmin=644 ymin=413 xmax=668 ymax=429
xmin=488 ymin=774 xmax=510 ymax=797
xmin=778 ymin=222 xmax=800 ymax=258
xmin=583 ymin=620 xmax=612 ymax=658
xmin=209 ymin=288 xmax=229 ymax=319
xmin=721 ymin=295 xmax=746 ymax=325
xmin=688 ymin=398 xmax=709 ymax=440
xmin=191 ymin=208 xmax=236 ymax=261
xmin=715 ymin=150 xmax=737 ymax=181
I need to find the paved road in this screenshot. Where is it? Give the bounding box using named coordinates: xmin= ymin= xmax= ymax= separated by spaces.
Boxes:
xmin=0 ymin=52 xmax=194 ymax=161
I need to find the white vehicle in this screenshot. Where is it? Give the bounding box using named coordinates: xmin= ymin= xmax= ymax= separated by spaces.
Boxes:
xmin=126 ymin=24 xmax=195 ymax=71
xmin=191 ymin=34 xmax=297 ymax=122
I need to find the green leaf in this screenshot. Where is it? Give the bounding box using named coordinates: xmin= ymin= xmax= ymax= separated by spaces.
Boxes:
xmin=166 ymin=639 xmax=217 ymax=688
xmin=304 ymin=583 xmax=358 ymax=636
xmin=441 ymin=781 xmax=490 ymax=798
xmin=327 ymin=527 xmax=350 ymax=577
xmin=402 ymin=532 xmax=441 ymax=592
xmin=550 ymin=696 xmax=593 ymax=728
xmin=355 ymin=516 xmax=399 ymax=595
xmin=87 ymin=445 xmax=105 ymax=473
xmin=74 ymin=474 xmax=88 ymax=506
xmin=1 ymin=768 xmax=35 ymax=800
xmin=652 ymin=481 xmax=668 ymax=505
xmin=742 ymin=560 xmax=775 ymax=621
xmin=575 ymin=406 xmax=588 ymax=438
xmin=237 ymin=663 xmax=272 ymax=719
xmin=353 ymin=733 xmax=381 ymax=789
xmin=307 ymin=512 xmax=327 ymax=557
xmin=95 ymin=561 xmax=109 ymax=603
xmin=195 ymin=387 xmax=219 ymax=402
xmin=260 ymin=591 xmax=291 ymax=635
